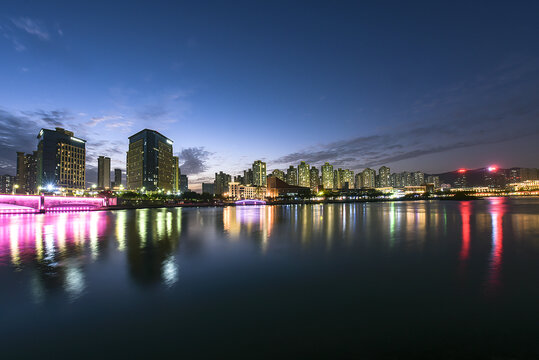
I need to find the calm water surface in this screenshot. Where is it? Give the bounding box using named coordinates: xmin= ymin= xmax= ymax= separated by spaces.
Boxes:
xmin=2 ymin=198 xmax=539 ymax=358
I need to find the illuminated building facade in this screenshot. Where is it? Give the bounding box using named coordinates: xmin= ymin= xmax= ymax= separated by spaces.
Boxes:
xmin=252 ymin=160 xmax=267 ymax=187
xmin=271 ymin=169 xmax=285 ymax=181
xmin=286 ymin=165 xmax=298 ymax=186
xmin=97 ymin=156 xmax=111 ymax=189
xmin=16 ymin=151 xmax=37 ymax=194
xmin=112 ymin=168 xmax=122 ymax=188
xmin=361 ymin=168 xmax=376 ymax=188
xmin=0 ymin=175 xmax=16 ymax=194
xmin=126 ymin=129 xmax=174 ymax=192
xmin=266 ymin=176 xmax=310 ymax=198
xmin=426 ymin=175 xmax=440 ymax=189
xmin=228 ymin=181 xmax=263 ymax=200
xmin=355 ymin=173 xmax=362 ymax=189
xmin=309 ymin=166 xmax=320 ymax=191
xmin=36 ymin=128 xmax=86 ymax=191
xmin=378 ymin=166 xmax=390 ymax=187
xmin=172 ymin=156 xmax=180 ymax=192
xmin=179 ymin=174 xmax=188 ymax=193
xmin=321 ymin=162 xmax=334 ymax=189
xmin=214 ymin=171 xmax=231 ymax=195
xmin=343 ymin=169 xmax=354 ymax=189
xmin=298 ymin=161 xmax=310 ymax=188
xmin=412 ymin=171 xmax=425 ymax=186
xmin=243 ymin=169 xmax=253 ymax=185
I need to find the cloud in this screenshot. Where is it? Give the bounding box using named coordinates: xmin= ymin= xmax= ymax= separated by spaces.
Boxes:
xmin=137 ymin=105 xmax=168 ymax=121
xmin=273 ymin=58 xmax=539 ymax=171
xmin=32 ymin=110 xmax=71 ymax=127
xmin=179 ymin=147 xmax=212 ymax=175
xmin=86 ymin=115 xmax=124 ymax=127
xmin=0 ymin=110 xmax=41 ymax=172
xmin=11 ymin=17 xmax=49 ymax=40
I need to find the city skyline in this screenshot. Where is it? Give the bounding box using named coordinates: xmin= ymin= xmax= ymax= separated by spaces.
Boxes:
xmin=1 ymin=1 xmax=539 ymax=192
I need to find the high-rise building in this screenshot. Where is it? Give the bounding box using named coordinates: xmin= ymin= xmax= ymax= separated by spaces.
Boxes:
xmin=412 ymin=171 xmax=425 ymax=186
xmin=243 ymin=169 xmax=253 ymax=185
xmin=321 ymin=162 xmax=334 ymax=189
xmin=126 ymin=129 xmax=174 ymax=192
xmin=0 ymin=175 xmax=17 ymax=194
xmin=271 ymin=169 xmax=285 ymax=181
xmin=112 ymin=168 xmax=122 ymax=188
xmin=214 ymin=171 xmax=232 ymax=195
xmin=286 ymin=165 xmax=298 ymax=186
xmin=16 ymin=151 xmax=37 ymax=194
xmin=378 ymin=166 xmax=390 ymax=187
xmin=202 ymin=182 xmax=215 ymax=195
xmin=309 ymin=167 xmax=320 ymax=191
xmin=361 ymin=168 xmax=376 ymax=188
xmin=36 ymin=128 xmax=86 ymax=191
xmin=297 ymin=161 xmax=310 ymax=188
xmin=343 ymin=169 xmax=354 ymax=190
xmin=172 ymin=156 xmax=180 ymax=193
xmin=333 ymin=169 xmax=343 ymax=189
xmin=355 ymin=173 xmax=362 ymax=189
xmin=179 ymin=174 xmax=188 ymax=193
xmin=97 ymin=156 xmax=111 ymax=189
xmin=426 ymin=175 xmax=440 ymax=189
xmin=252 ymin=160 xmax=267 ymax=187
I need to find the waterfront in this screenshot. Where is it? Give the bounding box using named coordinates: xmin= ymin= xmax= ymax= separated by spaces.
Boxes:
xmin=2 ymin=198 xmax=539 ymax=358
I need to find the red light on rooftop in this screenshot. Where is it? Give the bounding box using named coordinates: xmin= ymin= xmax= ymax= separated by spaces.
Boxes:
xmin=458 ymin=168 xmax=467 ymax=173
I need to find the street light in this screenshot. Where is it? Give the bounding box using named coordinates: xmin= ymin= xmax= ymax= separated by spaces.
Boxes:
xmin=12 ymin=184 xmax=19 ymax=195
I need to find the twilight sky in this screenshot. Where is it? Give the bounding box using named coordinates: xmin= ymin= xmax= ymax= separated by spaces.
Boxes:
xmin=1 ymin=1 xmax=539 ymax=191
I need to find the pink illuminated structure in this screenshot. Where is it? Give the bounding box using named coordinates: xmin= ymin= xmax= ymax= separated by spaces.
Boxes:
xmin=0 ymin=194 xmax=116 ymax=215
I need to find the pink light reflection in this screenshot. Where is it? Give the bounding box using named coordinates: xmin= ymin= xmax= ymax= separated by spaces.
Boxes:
xmin=0 ymin=211 xmax=109 ymax=266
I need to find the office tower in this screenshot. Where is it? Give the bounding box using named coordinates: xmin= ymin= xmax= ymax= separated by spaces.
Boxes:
xmin=97 ymin=156 xmax=111 ymax=189
xmin=355 ymin=173 xmax=362 ymax=189
xmin=214 ymin=171 xmax=232 ymax=195
xmin=16 ymin=151 xmax=37 ymax=194
xmin=202 ymin=182 xmax=215 ymax=195
xmin=412 ymin=171 xmax=425 ymax=186
xmin=126 ymin=129 xmax=174 ymax=192
xmin=243 ymin=169 xmax=253 ymax=185
xmin=0 ymin=175 xmax=17 ymax=194
xmin=36 ymin=127 xmax=86 ymax=191
xmin=321 ymin=162 xmax=334 ymax=189
xmin=179 ymin=174 xmax=188 ymax=193
xmin=378 ymin=166 xmax=390 ymax=187
xmin=252 ymin=160 xmax=267 ymax=187
xmin=286 ymin=165 xmax=298 ymax=186
xmin=361 ymin=168 xmax=376 ymax=188
xmin=309 ymin=166 xmax=320 ymax=191
xmin=113 ymin=168 xmax=122 ymax=188
xmin=297 ymin=161 xmax=310 ymax=187
xmin=271 ymin=169 xmax=285 ymax=181
xmin=172 ymin=156 xmax=180 ymax=192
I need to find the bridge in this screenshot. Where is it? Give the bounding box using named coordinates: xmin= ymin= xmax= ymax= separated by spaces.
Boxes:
xmin=0 ymin=194 xmax=116 ymax=214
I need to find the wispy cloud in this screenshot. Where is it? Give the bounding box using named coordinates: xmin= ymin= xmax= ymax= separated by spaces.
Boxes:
xmin=179 ymin=147 xmax=212 ymax=175
xmin=274 ymin=58 xmax=539 ymax=171
xmin=11 ymin=17 xmax=49 ymax=40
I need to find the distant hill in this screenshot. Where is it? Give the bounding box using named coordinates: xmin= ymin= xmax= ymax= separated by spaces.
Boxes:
xmin=427 ymin=167 xmax=512 ymax=187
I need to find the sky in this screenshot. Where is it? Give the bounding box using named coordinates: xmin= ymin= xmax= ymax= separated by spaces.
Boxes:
xmin=1 ymin=1 xmax=538 ymax=191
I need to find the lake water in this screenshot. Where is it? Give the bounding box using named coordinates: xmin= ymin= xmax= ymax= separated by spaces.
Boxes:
xmin=2 ymin=198 xmax=539 ymax=358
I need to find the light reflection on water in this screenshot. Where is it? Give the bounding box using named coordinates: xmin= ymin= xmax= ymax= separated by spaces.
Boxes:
xmin=2 ymin=198 xmax=539 ymax=357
